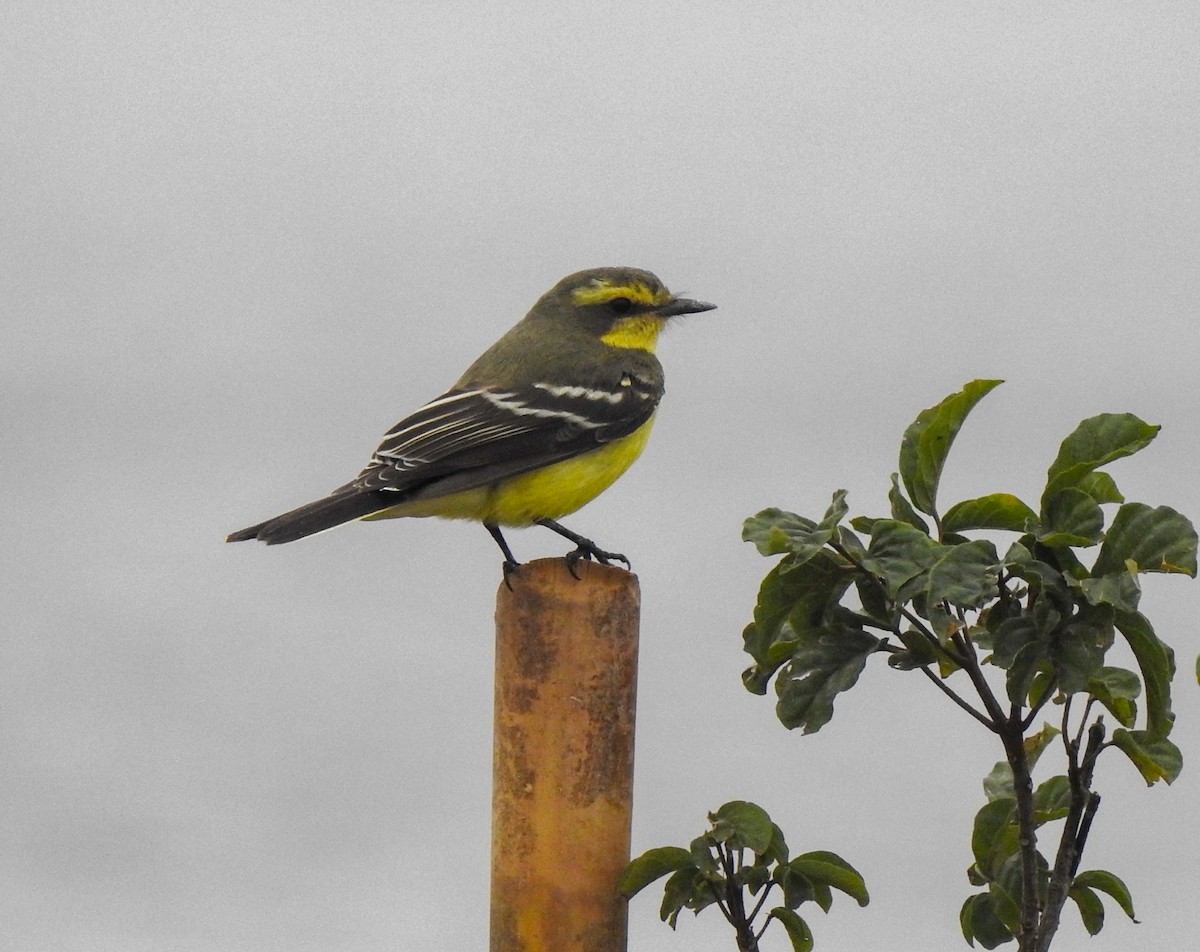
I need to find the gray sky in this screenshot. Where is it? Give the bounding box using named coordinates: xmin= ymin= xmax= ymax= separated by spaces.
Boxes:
xmin=4 ymin=1 xmax=1198 ymax=949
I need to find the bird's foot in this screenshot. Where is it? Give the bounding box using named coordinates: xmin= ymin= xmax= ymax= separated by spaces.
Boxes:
xmin=501 ymin=558 xmax=521 ymax=591
xmin=533 ymin=518 xmax=630 ymax=579
xmin=564 ymin=541 xmax=630 ymax=579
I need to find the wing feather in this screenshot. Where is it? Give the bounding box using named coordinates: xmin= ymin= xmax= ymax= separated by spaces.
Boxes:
xmin=348 ymin=378 xmax=659 ymax=498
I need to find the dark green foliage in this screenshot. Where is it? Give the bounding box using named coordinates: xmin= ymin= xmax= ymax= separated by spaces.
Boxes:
xmin=739 ymin=382 xmax=1195 ymax=951
xmin=621 ymin=802 xmax=867 ymax=952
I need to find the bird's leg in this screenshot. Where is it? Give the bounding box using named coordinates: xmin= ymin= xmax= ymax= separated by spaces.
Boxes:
xmin=485 ymin=523 xmax=521 ymax=589
xmin=534 ymin=518 xmax=630 ymax=578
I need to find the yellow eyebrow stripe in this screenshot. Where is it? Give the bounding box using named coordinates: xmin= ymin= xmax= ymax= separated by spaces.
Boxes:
xmin=571 ymin=280 xmax=671 ymax=308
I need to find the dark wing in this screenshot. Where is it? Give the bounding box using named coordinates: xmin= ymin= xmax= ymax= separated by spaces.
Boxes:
xmin=349 ymin=375 xmax=661 ymax=501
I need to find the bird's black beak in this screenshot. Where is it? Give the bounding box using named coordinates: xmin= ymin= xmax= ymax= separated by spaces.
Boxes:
xmin=656 ymin=297 xmax=717 ymax=317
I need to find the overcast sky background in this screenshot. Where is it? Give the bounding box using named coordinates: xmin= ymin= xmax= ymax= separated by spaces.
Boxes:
xmin=4 ymin=2 xmax=1199 ymax=950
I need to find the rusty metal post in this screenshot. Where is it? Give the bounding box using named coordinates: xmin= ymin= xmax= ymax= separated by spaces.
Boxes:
xmin=490 ymin=558 xmax=640 ymax=952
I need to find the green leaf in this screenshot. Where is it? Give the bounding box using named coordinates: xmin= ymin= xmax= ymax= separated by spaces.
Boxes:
xmin=982 ymin=761 xmax=1015 ymax=802
xmin=1073 ymin=869 xmax=1137 ymax=921
xmin=709 ymin=801 xmax=776 ymax=855
xmin=788 ymin=851 xmax=869 ymax=907
xmin=1037 ymin=488 xmax=1104 ymax=547
xmin=1087 ymin=666 xmax=1141 ymax=727
xmin=1050 ymin=605 xmax=1112 ymax=695
xmin=860 ymin=520 xmax=946 ymax=598
xmin=972 ymin=798 xmax=1017 ymax=879
xmin=854 ymin=573 xmax=891 ymax=625
xmin=943 ymin=493 xmax=1038 ymax=533
xmin=689 ymin=835 xmax=719 ymax=873
xmin=1025 ymin=723 xmax=1062 ymax=769
xmin=960 ymin=893 xmax=1015 ymax=949
xmin=740 ymin=862 xmax=771 ymax=892
xmin=813 ymin=880 xmax=835 ymax=913
xmin=743 ymin=508 xmax=827 ymax=559
xmin=1111 ymin=729 xmax=1183 ymax=785
xmin=899 ymin=379 xmax=1003 ymax=516
xmin=1076 ymin=471 xmax=1124 ymax=504
xmin=659 ymin=867 xmax=709 ymax=926
xmin=1043 ymin=413 xmax=1159 ymax=502
xmin=1033 ymin=775 xmax=1071 ymax=823
xmin=766 ymin=820 xmax=790 ymax=866
xmin=769 ymin=907 xmax=814 ymax=952
xmin=1027 ymin=669 xmax=1055 ymax=710
xmin=819 ymin=489 xmax=850 ymax=532
xmin=1114 ymin=610 xmax=1175 ymax=738
xmin=905 ymin=382 xmax=1009 ymax=517
xmin=1092 ymin=503 xmax=1199 ymax=577
xmin=619 ymin=847 xmax=694 ymax=898
xmin=1074 ymin=571 xmax=1142 ymax=613
xmin=990 ymin=857 xmax=1024 ymax=934
xmin=1002 ymin=549 xmax=1073 ymax=608
xmin=776 ymin=865 xmax=816 ymax=909
xmin=1006 ymin=641 xmax=1050 ymax=706
xmin=991 ymin=616 xmax=1039 ymax=669
xmin=889 ymin=627 xmax=941 ymax=669
xmin=926 ymin=539 xmax=1001 ymax=609
xmin=774 ymin=623 xmax=880 ymax=733
xmin=889 ymin=473 xmax=931 ymax=532
xmin=742 ymin=551 xmax=854 ymax=692
xmin=1069 ymin=884 xmax=1105 ymax=936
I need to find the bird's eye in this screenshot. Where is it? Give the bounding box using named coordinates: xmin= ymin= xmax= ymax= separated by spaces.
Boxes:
xmin=607 ymin=297 xmax=633 ymax=315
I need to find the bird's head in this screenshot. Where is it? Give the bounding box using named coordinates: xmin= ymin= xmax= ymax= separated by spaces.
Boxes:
xmin=530 ymin=267 xmax=716 ymax=352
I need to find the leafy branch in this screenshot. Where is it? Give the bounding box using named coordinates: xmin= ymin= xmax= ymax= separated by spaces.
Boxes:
xmin=620 ymin=801 xmax=868 ymax=952
xmin=739 ymin=380 xmax=1195 ymax=951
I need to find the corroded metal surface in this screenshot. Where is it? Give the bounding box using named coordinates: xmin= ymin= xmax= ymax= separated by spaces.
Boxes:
xmin=491 ymin=558 xmax=640 ymax=952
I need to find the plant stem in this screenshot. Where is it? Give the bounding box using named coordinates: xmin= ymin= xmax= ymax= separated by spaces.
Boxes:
xmin=1000 ymin=720 xmax=1041 ymax=952
xmin=952 ymin=633 xmax=1007 ymax=725
xmin=716 ymin=844 xmax=760 ymax=952
xmin=1036 ymin=718 xmax=1106 ymax=952
xmin=916 ymin=665 xmax=997 ymax=729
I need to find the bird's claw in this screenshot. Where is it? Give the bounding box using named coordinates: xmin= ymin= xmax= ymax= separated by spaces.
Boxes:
xmin=501 ymin=559 xmax=521 ymax=591
xmin=565 ymin=544 xmax=630 ymax=579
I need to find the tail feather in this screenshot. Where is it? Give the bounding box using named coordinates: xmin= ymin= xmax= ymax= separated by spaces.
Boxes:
xmin=227 ymin=490 xmax=395 ymax=545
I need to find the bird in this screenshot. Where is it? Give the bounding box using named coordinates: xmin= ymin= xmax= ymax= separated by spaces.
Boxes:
xmin=227 ymin=266 xmax=715 ymax=575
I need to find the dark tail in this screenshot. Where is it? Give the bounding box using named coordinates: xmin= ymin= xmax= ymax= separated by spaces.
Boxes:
xmin=227 ymin=490 xmax=395 ymax=545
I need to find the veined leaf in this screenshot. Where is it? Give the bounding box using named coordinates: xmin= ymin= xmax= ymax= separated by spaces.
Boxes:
xmin=708 ymin=801 xmax=775 ymax=854
xmin=1033 ymin=775 xmax=1071 ymax=823
xmin=1074 ymin=571 xmax=1141 ymax=612
xmin=1087 ymin=666 xmax=1141 ymax=727
xmin=619 ymin=847 xmax=694 ymax=898
xmin=943 ymin=493 xmax=1037 ymax=533
xmin=1114 ymin=610 xmax=1175 ymax=738
xmin=1112 ymin=729 xmax=1182 ymax=785
xmin=971 ymin=798 xmax=1017 ymax=879
xmin=774 ymin=624 xmax=880 ymax=733
xmin=860 ymin=520 xmax=946 ymax=597
xmin=743 ymin=508 xmax=827 ymax=559
xmin=1076 ymin=471 xmax=1124 ymax=504
xmin=1073 ymin=869 xmax=1137 ymax=921
xmin=787 ymin=851 xmax=869 ymax=906
xmin=769 ymin=907 xmax=814 ymax=952
xmin=926 ymin=539 xmax=1001 ymax=609
xmin=1092 ymin=503 xmax=1198 ymax=577
xmin=960 ymin=892 xmax=1015 ymax=949
xmin=899 ymin=379 xmax=1002 ymax=517
xmin=1069 ymin=884 xmax=1105 ymax=936
xmin=889 ymin=473 xmax=930 ymax=532
xmin=1043 ymin=413 xmax=1159 ymax=501
xmin=1037 ymin=488 xmax=1104 ymax=548
xmin=742 ymin=550 xmax=853 ymax=691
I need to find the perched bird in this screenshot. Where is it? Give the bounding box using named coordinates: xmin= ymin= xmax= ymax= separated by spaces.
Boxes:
xmin=227 ymin=266 xmax=715 ymax=574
